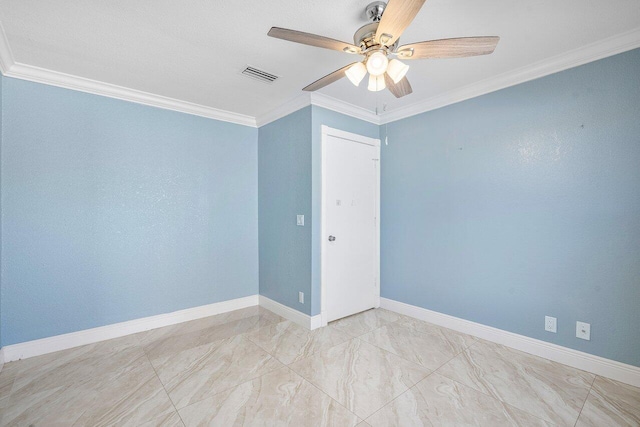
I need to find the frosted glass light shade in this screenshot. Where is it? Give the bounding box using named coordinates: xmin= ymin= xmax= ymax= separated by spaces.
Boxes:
xmin=386 ymin=59 xmax=409 ymax=83
xmin=345 ymin=62 xmax=367 ymax=86
xmin=367 ymin=74 xmax=386 ymax=92
xmin=366 ymin=51 xmax=389 ymax=76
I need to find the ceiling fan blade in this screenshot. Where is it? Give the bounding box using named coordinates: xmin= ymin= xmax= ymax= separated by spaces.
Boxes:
xmin=268 ymin=27 xmax=361 ymax=54
xmin=384 ymin=73 xmax=413 ymax=98
xmin=303 ymin=63 xmax=358 ymax=92
xmin=396 ymin=36 xmax=500 ymax=59
xmin=375 ymin=0 xmax=426 ymax=46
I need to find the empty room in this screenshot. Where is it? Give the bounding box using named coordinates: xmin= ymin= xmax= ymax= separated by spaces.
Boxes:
xmin=0 ymin=0 xmax=639 ymax=425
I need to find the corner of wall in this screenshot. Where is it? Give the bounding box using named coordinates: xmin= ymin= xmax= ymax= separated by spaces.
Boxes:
xmin=257 ymin=106 xmax=313 ymax=316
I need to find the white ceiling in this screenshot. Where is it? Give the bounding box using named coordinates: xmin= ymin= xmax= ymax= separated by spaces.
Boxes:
xmin=1 ymin=0 xmax=639 ymax=120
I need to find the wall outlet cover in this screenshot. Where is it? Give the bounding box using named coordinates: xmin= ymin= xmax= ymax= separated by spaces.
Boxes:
xmin=296 ymin=215 xmax=304 ymax=226
xmin=545 ymin=316 xmax=557 ymax=333
xmin=576 ymin=321 xmax=591 ymax=340
xmin=298 ymin=292 xmax=304 ymax=304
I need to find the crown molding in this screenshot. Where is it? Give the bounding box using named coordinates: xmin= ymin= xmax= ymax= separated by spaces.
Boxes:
xmin=0 ymin=22 xmax=256 ymax=127
xmin=379 ymin=28 xmax=640 ymax=124
xmin=1 ymin=18 xmax=638 ymax=129
xmin=255 ymin=93 xmax=311 ymax=127
xmin=255 ymin=92 xmax=382 ymax=128
xmin=5 ymin=63 xmax=257 ymax=127
xmin=0 ymin=22 xmax=15 ymax=74
xmin=310 ymin=92 xmax=381 ymax=125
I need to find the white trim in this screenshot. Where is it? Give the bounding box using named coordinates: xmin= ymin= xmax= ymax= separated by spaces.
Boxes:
xmin=1 ymin=295 xmax=258 ymax=362
xmin=310 ymin=93 xmax=380 ymax=125
xmin=321 ymin=126 xmax=381 ymax=324
xmin=5 ymin=63 xmax=257 ymax=127
xmin=0 ymin=22 xmax=14 ymax=74
xmin=1 ymin=21 xmax=638 ymax=131
xmin=0 ymin=348 xmax=5 ymax=371
xmin=320 ymin=125 xmax=380 ymax=147
xmin=380 ymin=28 xmax=640 ymax=124
xmin=255 ymin=93 xmax=311 ymax=127
xmin=0 ymin=22 xmax=255 ymax=127
xmin=258 ymin=295 xmax=321 ymax=330
xmin=380 ymin=297 xmax=640 ymax=388
xmin=254 ymin=92 xmax=382 ymax=128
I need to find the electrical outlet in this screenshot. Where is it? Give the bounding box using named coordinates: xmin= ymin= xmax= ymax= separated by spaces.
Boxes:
xmin=545 ymin=316 xmax=557 ymax=333
xmin=299 ymin=292 xmax=304 ymax=304
xmin=576 ymin=321 xmax=591 ymax=340
xmin=296 ymin=215 xmax=304 ymax=226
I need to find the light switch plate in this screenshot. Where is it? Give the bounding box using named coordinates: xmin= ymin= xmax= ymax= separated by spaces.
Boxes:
xmin=296 ymin=215 xmax=304 ymax=226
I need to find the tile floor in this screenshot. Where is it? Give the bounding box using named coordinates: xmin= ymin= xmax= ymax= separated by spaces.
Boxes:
xmin=0 ymin=306 xmax=638 ymax=426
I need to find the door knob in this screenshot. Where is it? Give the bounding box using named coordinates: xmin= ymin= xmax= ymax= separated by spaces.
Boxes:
xmin=328 ymin=235 xmax=336 ymax=242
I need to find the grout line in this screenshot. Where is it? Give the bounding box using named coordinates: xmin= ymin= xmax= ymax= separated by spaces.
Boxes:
xmin=363 ymin=370 xmax=437 ymax=424
xmin=573 ymin=375 xmax=597 ymax=427
xmin=285 ymin=364 xmax=363 ymax=424
xmin=143 ymin=351 xmax=187 ymax=427
xmin=432 ymin=350 xmax=563 ymax=426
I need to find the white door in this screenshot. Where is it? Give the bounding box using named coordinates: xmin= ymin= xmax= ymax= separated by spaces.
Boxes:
xmin=321 ymin=126 xmax=380 ymax=323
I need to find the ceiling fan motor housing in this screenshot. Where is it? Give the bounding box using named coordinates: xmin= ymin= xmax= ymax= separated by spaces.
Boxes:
xmin=354 ymin=22 xmax=399 ymax=52
xmin=365 ymin=1 xmax=386 ymax=22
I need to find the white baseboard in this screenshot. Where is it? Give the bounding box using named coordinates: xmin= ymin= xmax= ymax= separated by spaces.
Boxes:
xmin=0 ymin=348 xmax=4 ymax=371
xmin=258 ymin=296 xmax=322 ymax=330
xmin=380 ymin=297 xmax=640 ymax=388
xmin=1 ymin=295 xmax=259 ymax=363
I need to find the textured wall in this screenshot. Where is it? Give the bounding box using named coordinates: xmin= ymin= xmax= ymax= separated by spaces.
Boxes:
xmin=380 ymin=49 xmax=640 ymax=366
xmin=1 ymin=77 xmax=259 ymax=346
xmin=0 ymin=75 xmax=3 ymax=348
xmin=258 ymin=107 xmax=313 ymax=314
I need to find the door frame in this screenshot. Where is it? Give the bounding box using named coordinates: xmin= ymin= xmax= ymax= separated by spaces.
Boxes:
xmin=320 ymin=125 xmax=381 ymax=326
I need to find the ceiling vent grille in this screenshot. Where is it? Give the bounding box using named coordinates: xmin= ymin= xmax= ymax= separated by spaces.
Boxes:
xmin=241 ymin=66 xmax=279 ymax=84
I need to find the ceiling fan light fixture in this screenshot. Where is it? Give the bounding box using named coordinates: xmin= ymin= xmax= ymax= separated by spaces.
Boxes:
xmin=367 ymin=74 xmax=386 ymax=92
xmin=386 ymin=59 xmax=409 ymax=83
xmin=345 ymin=62 xmax=367 ymax=86
xmin=366 ymin=51 xmax=389 ymax=76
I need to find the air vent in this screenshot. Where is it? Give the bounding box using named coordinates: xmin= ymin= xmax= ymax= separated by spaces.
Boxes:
xmin=241 ymin=66 xmax=279 ymax=84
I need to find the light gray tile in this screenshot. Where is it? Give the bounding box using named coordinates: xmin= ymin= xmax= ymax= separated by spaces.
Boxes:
xmin=330 ymin=309 xmax=405 ymax=337
xmin=395 ymin=316 xmax=477 ymax=349
xmin=8 ymin=345 xmax=149 ymax=405
xmin=72 ymin=360 xmax=176 ymax=426
xmin=12 ymin=334 xmax=140 ymax=374
xmin=142 ymin=310 xmax=285 ymax=360
xmin=139 ymin=410 xmax=185 ymax=427
xmin=3 ymin=355 xmax=174 ymax=427
xmin=246 ymin=320 xmax=353 ymax=365
xmin=576 ymin=376 xmax=640 ymax=426
xmin=290 ymin=338 xmax=430 ymax=419
xmin=137 ymin=306 xmax=283 ymax=347
xmin=360 ymin=321 xmax=473 ymax=370
xmin=179 ymin=366 xmax=360 ymax=426
xmin=0 ymin=364 xmax=17 ymax=401
xmin=150 ymin=334 xmax=283 ymax=409
xmin=438 ymin=340 xmax=594 ymax=426
xmin=367 ymin=373 xmax=554 ymax=426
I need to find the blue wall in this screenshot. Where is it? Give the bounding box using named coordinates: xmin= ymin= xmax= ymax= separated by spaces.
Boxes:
xmin=258 ymin=107 xmax=313 ymax=314
xmin=257 ymin=106 xmax=379 ymax=316
xmin=1 ymin=77 xmax=258 ymax=346
xmin=310 ymin=107 xmax=380 ymax=315
xmin=380 ymin=49 xmax=640 ymax=366
xmin=0 ymin=75 xmax=3 ymax=348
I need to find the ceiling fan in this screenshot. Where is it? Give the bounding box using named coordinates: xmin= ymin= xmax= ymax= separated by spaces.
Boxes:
xmin=267 ymin=0 xmax=500 ymax=98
